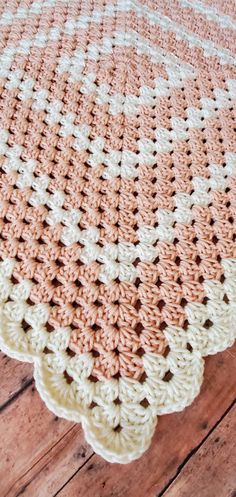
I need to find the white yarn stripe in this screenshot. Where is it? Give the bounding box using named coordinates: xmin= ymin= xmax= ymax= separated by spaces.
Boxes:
xmin=0 ymin=0 xmax=121 ymax=26
xmin=1 ymin=0 xmax=234 ymax=35
xmin=18 ymin=77 xmax=236 ymax=155
xmin=1 ymin=76 xmax=235 ymax=187
xmin=0 ymin=29 xmax=194 ymax=81
xmin=0 ymin=0 xmax=66 ymax=25
xmin=56 ymin=30 xmax=194 ymax=78
xmin=1 ymin=129 xmax=235 ymax=283
xmin=1 ymin=65 xmax=235 ymax=166
xmin=64 ymin=148 xmax=236 ymax=283
xmin=1 ymin=31 xmax=195 ymax=117
xmin=2 ymin=44 xmax=235 ymax=122
xmin=124 ymin=0 xmax=236 ymax=66
xmin=0 ymin=0 xmax=235 ymax=68
xmin=178 ymin=0 xmax=236 ymax=31
xmin=0 ymin=29 xmax=195 ymax=123
xmin=0 ymin=74 xmax=235 ymax=180
xmin=5 ymin=69 xmax=195 ymax=117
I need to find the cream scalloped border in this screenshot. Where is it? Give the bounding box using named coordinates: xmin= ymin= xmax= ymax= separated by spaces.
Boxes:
xmin=0 ymin=257 xmax=236 ymax=462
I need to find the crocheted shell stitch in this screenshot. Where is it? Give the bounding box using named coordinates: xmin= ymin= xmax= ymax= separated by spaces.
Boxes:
xmin=0 ymin=0 xmax=236 ymax=463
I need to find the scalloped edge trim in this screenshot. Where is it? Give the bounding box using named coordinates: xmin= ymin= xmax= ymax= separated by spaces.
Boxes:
xmin=0 ymin=258 xmax=236 ymax=462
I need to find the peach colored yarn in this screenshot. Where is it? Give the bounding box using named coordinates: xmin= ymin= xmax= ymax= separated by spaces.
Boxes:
xmin=0 ymin=0 xmax=235 ymax=463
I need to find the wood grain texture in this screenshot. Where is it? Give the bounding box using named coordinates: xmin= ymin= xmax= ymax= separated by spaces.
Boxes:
xmin=6 ymin=425 xmax=93 ymax=497
xmin=0 ymin=353 xmax=32 ymax=407
xmin=55 ymin=345 xmax=236 ymax=497
xmin=0 ymin=384 xmax=75 ymax=497
xmin=162 ymin=405 xmax=236 ymax=497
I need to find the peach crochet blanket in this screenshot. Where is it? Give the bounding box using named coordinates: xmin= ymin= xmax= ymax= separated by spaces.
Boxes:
xmin=0 ymin=0 xmax=235 ymax=463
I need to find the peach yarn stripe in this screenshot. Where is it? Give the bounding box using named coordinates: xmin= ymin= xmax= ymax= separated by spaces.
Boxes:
xmin=0 ymin=0 xmax=235 ymax=463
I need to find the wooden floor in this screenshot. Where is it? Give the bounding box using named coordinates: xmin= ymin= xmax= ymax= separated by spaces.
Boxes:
xmin=0 ymin=345 xmax=235 ymax=497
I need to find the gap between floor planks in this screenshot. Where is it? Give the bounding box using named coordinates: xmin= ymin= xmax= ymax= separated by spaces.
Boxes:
xmin=161 ymin=403 xmax=236 ymax=497
xmin=0 ymin=352 xmax=33 ymax=408
xmin=0 ymin=344 xmax=235 ymax=497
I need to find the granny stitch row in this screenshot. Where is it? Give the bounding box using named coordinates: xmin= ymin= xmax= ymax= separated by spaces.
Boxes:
xmin=0 ymin=0 xmax=235 ymax=463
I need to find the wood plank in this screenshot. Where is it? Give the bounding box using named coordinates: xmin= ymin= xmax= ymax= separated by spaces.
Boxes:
xmin=0 ymin=353 xmax=33 ymax=407
xmin=55 ymin=344 xmax=236 ymax=497
xmin=0 ymin=384 xmax=82 ymax=497
xmin=162 ymin=404 xmax=236 ymax=497
xmin=7 ymin=424 xmax=93 ymax=497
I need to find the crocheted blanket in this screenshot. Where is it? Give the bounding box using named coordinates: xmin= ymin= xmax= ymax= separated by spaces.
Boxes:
xmin=0 ymin=0 xmax=235 ymax=463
